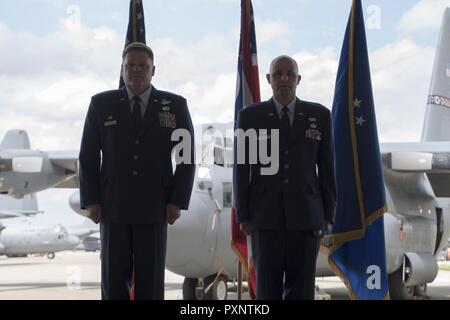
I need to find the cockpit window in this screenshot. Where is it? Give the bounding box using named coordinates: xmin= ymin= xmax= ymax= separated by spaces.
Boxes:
xmin=214 ymin=137 xmax=233 ymax=168
xmin=199 ymin=126 xmax=233 ymax=168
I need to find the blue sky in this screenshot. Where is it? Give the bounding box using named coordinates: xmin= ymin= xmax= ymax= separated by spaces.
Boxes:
xmin=0 ymin=0 xmax=449 ymax=225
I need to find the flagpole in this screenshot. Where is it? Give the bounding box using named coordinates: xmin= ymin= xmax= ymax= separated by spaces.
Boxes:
xmin=237 ymin=261 xmax=242 ymax=300
xmin=132 ymin=0 xmax=137 ymax=41
xmin=231 ymin=0 xmax=260 ymax=300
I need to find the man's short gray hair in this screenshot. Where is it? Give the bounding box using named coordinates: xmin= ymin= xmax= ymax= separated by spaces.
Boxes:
xmin=122 ymin=42 xmax=154 ymax=61
xmin=269 ymin=55 xmax=299 ymax=74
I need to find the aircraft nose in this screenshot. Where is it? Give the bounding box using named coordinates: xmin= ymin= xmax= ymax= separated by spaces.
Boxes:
xmin=67 ymin=235 xmax=81 ymax=247
xmin=69 ymin=191 xmax=88 ymax=217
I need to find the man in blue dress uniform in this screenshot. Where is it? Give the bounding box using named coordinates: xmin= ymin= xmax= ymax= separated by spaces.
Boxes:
xmin=79 ymin=42 xmax=195 ymax=300
xmin=235 ymin=55 xmax=336 ymax=300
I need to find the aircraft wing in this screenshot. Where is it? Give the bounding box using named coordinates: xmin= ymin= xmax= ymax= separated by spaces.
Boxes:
xmin=48 ymin=151 xmax=79 ymax=188
xmin=52 ymin=176 xmax=79 ymax=188
xmin=69 ymin=228 xmax=98 ymax=239
xmin=84 ymin=232 xmax=100 ymax=240
xmin=381 ymin=141 xmax=450 ymax=197
xmin=48 ymin=151 xmax=78 ymax=172
xmin=0 ymin=210 xmax=43 ymax=219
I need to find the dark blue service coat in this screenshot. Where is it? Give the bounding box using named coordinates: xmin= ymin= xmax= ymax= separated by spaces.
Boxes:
xmin=235 ymin=98 xmax=336 ymax=233
xmin=79 ymin=86 xmax=195 ymax=224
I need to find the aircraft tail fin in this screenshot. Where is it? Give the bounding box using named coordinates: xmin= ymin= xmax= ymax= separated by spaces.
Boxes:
xmin=0 ymin=130 xmax=31 ymax=149
xmin=421 ymin=7 xmax=450 ymax=142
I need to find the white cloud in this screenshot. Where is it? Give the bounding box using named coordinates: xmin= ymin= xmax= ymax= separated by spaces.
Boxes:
xmin=0 ymin=18 xmax=122 ymax=150
xmin=370 ymin=39 xmax=436 ymax=142
xmin=270 ymin=39 xmax=436 ymax=143
xmin=256 ymin=19 xmax=291 ymax=45
xmin=398 ymin=0 xmax=450 ymax=33
xmin=0 ymin=15 xmax=438 ymax=145
xmin=0 ymin=18 xmax=242 ymax=150
xmin=292 ymin=47 xmax=339 ymax=107
xmin=202 ymin=0 xmax=239 ymax=2
xmin=0 ymin=8 xmax=441 ymax=226
xmin=29 ymin=0 xmax=67 ymax=10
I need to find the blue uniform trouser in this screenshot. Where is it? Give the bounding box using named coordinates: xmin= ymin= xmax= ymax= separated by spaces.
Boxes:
xmin=100 ymin=222 xmax=167 ymax=300
xmin=251 ymin=229 xmax=320 ymax=300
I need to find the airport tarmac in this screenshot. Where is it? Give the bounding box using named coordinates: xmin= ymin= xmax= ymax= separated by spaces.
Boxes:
xmin=0 ymin=251 xmax=449 ymax=300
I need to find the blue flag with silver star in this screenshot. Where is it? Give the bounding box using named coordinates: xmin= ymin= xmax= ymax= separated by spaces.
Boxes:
xmin=119 ymin=0 xmax=147 ymax=88
xmin=322 ymin=0 xmax=389 ymax=299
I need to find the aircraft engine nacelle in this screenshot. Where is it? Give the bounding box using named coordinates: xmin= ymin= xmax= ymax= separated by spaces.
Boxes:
xmin=0 ymin=150 xmax=69 ymax=198
xmin=69 ymin=190 xmax=88 ymax=217
xmin=384 ymin=212 xmax=438 ymax=273
xmin=0 ymin=243 xmax=5 ymax=254
xmin=402 ymin=252 xmax=439 ymax=287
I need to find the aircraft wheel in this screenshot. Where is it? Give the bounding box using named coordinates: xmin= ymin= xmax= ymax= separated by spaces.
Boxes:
xmin=183 ymin=278 xmax=207 ymax=300
xmin=47 ymin=252 xmax=55 ymax=260
xmin=388 ymin=267 xmax=414 ymax=300
xmin=414 ymin=283 xmax=427 ymax=297
xmin=210 ymin=275 xmax=228 ymax=300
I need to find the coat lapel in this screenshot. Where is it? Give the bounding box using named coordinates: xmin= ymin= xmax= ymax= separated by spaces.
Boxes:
xmin=138 ymin=86 xmax=161 ymax=137
xmin=266 ymin=99 xmax=281 ymax=129
xmin=118 ymin=87 xmax=135 ymax=135
xmin=288 ymin=99 xmax=307 ymax=146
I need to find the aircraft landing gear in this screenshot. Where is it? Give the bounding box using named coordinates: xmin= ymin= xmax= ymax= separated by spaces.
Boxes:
xmin=47 ymin=252 xmax=55 ymax=260
xmin=388 ymin=267 xmax=428 ymax=299
xmin=208 ymin=275 xmax=228 ymax=300
xmin=182 ymin=274 xmax=228 ymax=300
xmin=413 ymin=283 xmax=428 ymax=298
xmin=182 ymin=278 xmax=203 ymax=300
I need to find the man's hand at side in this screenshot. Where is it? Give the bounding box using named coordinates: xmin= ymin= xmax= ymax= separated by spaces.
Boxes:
xmin=240 ymin=222 xmax=250 ymax=236
xmin=86 ymin=204 xmax=102 ymax=224
xmin=166 ymin=203 xmax=181 ymax=225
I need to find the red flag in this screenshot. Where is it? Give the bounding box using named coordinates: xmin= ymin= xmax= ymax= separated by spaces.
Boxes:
xmin=230 ymin=0 xmax=260 ymax=299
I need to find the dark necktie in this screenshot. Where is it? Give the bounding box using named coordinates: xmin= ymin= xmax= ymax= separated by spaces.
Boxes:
xmin=281 ymin=106 xmax=291 ymax=143
xmin=132 ymin=96 xmax=142 ymax=132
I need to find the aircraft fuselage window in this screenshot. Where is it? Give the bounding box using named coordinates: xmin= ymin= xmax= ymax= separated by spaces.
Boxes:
xmin=214 ymin=146 xmax=233 ymax=168
xmin=223 ymin=182 xmax=232 ymax=208
xmin=214 ymin=147 xmax=225 ymax=167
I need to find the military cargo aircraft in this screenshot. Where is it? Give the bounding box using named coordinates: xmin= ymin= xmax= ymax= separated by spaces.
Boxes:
xmin=2 ymin=6 xmax=450 ymax=301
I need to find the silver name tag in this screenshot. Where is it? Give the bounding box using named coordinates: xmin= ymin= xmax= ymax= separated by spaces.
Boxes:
xmin=104 ymin=120 xmax=117 ymax=127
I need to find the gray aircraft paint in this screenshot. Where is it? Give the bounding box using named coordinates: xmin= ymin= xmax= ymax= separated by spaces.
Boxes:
xmin=421 ymin=8 xmax=450 ymax=142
